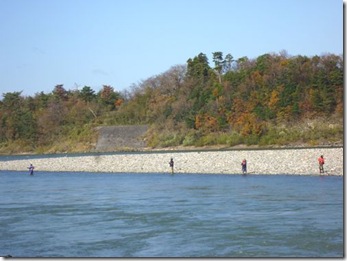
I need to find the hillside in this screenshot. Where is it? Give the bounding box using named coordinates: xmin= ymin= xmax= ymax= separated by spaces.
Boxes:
xmin=0 ymin=51 xmax=343 ymax=154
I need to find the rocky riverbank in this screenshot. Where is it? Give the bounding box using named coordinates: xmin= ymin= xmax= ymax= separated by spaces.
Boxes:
xmin=0 ymin=147 xmax=343 ymax=175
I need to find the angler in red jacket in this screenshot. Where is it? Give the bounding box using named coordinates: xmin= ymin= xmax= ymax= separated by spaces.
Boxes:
xmin=318 ymin=155 xmax=325 ymax=173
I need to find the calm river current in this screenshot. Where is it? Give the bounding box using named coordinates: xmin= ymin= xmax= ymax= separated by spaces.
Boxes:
xmin=0 ymin=171 xmax=343 ymax=257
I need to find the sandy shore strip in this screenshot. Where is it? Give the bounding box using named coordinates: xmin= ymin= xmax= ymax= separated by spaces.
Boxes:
xmin=0 ymin=147 xmax=343 ymax=175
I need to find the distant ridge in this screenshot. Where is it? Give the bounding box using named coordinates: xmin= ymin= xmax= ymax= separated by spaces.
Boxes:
xmin=95 ymin=125 xmax=148 ymax=152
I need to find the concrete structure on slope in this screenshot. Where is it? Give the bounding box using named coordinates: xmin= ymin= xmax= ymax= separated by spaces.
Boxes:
xmin=95 ymin=125 xmax=148 ymax=152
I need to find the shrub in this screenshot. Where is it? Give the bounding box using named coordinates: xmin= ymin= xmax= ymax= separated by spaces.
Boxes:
xmin=227 ymin=132 xmax=243 ymax=146
xmin=182 ymin=131 xmax=199 ymax=146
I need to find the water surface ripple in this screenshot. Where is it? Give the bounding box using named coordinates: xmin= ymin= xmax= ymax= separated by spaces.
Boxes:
xmin=0 ymin=171 xmax=343 ymax=257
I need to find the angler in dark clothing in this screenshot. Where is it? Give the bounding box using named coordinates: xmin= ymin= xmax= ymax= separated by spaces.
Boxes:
xmin=318 ymin=155 xmax=325 ymax=173
xmin=28 ymin=164 xmax=35 ymax=175
xmin=169 ymin=158 xmax=174 ymax=174
xmin=241 ymin=159 xmax=247 ymax=174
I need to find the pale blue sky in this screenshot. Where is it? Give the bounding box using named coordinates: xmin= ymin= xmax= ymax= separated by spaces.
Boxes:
xmin=0 ymin=0 xmax=343 ymax=96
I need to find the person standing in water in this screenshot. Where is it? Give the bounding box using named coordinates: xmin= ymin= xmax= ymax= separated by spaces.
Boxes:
xmin=28 ymin=163 xmax=35 ymax=175
xmin=318 ymin=155 xmax=325 ymax=173
xmin=169 ymin=158 xmax=174 ymax=174
xmin=241 ymin=159 xmax=247 ymax=174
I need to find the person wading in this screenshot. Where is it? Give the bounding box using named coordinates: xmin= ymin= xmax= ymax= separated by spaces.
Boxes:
xmin=28 ymin=163 xmax=35 ymax=175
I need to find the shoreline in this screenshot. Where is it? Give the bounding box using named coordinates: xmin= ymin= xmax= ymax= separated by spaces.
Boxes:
xmin=0 ymin=144 xmax=343 ymax=157
xmin=0 ymin=147 xmax=343 ymax=176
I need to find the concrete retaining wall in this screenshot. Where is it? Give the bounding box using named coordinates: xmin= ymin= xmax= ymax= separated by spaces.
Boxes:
xmin=95 ymin=125 xmax=148 ymax=152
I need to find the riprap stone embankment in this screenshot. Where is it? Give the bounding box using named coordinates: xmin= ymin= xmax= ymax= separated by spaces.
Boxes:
xmin=0 ymin=147 xmax=343 ymax=175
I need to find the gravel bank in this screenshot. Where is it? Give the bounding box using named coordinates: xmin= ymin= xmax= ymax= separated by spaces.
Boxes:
xmin=0 ymin=147 xmax=343 ymax=175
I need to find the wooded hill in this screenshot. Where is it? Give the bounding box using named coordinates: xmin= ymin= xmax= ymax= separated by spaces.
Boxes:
xmin=0 ymin=51 xmax=343 ymax=153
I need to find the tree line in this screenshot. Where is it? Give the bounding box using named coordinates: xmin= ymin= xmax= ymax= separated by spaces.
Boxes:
xmin=0 ymin=51 xmax=343 ymax=153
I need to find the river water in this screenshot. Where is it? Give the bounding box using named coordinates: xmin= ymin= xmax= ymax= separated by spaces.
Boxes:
xmin=0 ymin=171 xmax=343 ymax=257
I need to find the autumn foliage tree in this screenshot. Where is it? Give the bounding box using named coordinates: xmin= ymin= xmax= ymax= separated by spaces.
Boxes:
xmin=0 ymin=51 xmax=343 ymax=153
